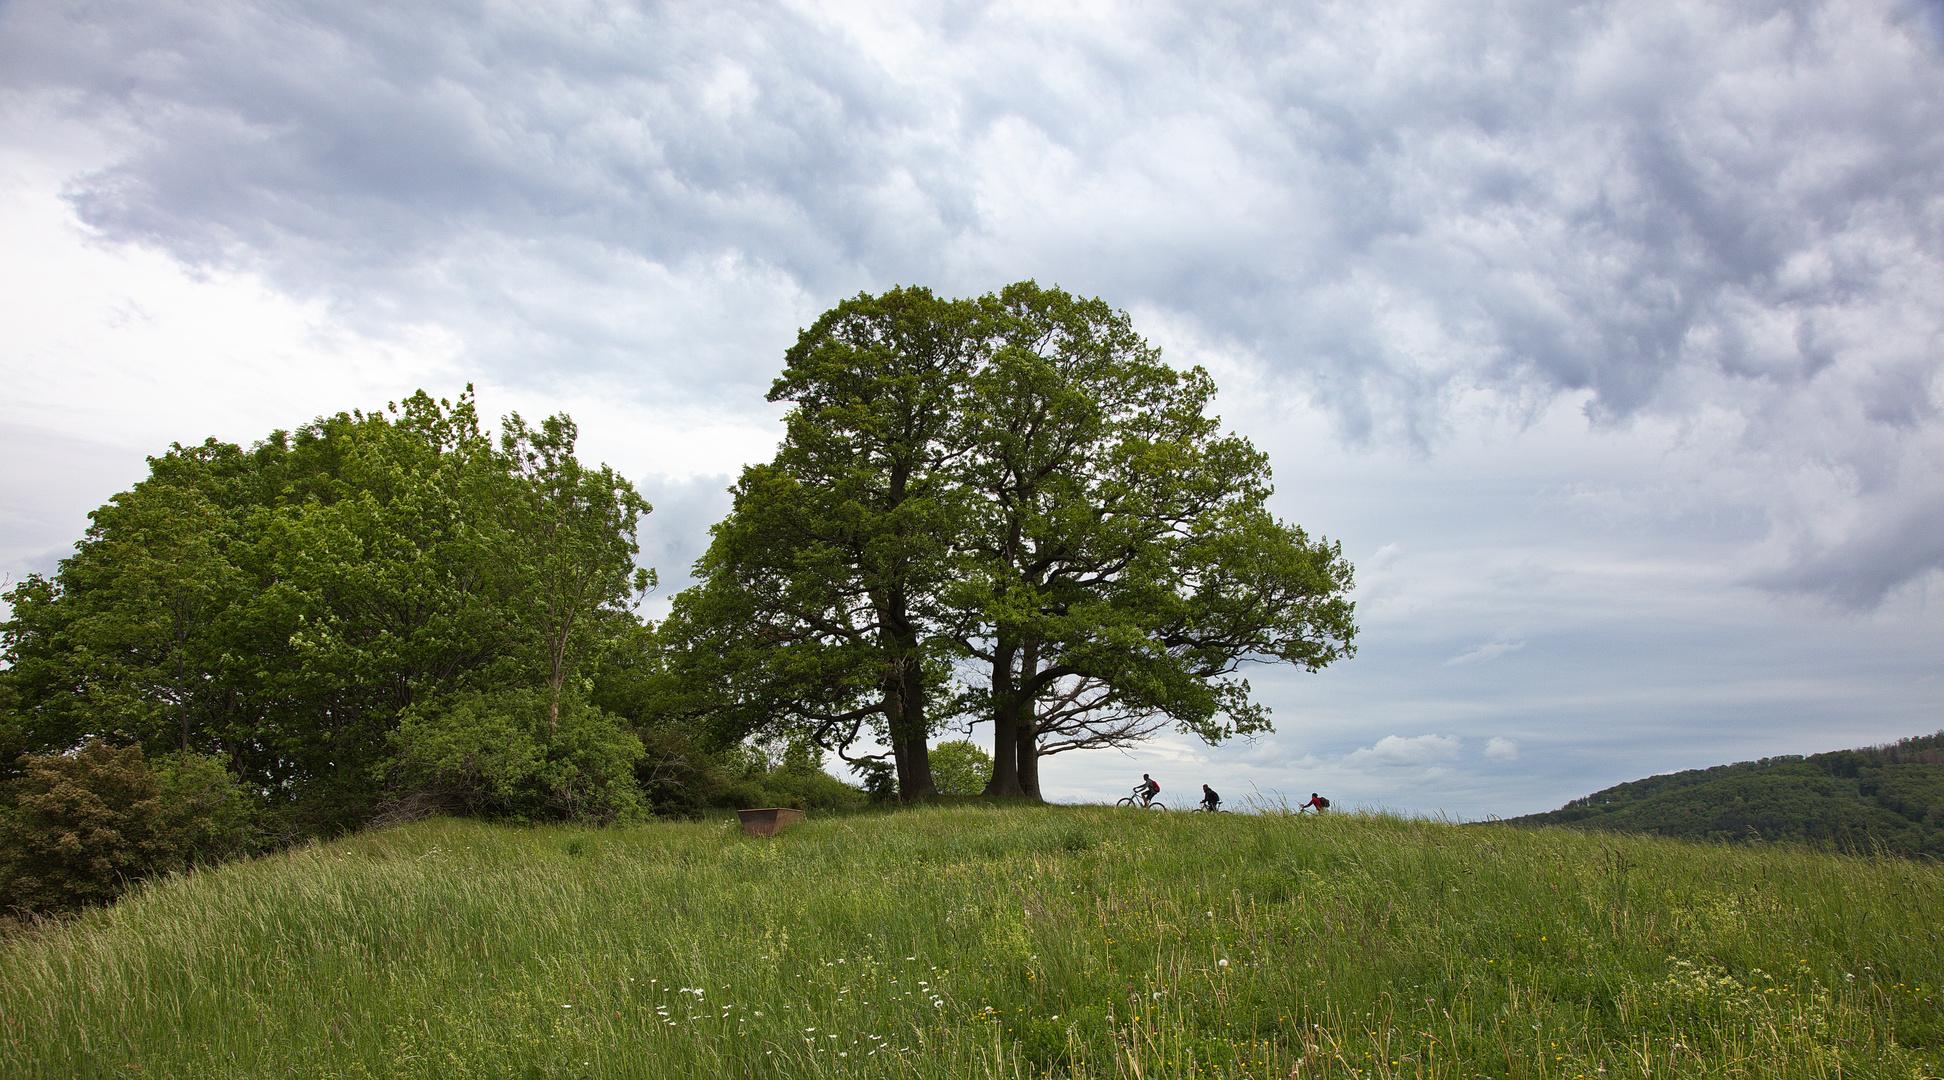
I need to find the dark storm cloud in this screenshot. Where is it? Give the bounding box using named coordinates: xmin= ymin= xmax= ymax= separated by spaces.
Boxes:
xmin=4 ymin=0 xmax=1941 ymax=600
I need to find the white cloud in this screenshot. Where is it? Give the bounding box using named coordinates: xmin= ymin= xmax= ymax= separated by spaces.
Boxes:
xmin=1485 ymin=737 xmax=1519 ymax=762
xmin=1445 ymin=637 xmax=1527 ymax=666
xmin=1343 ymin=734 xmax=1465 ymax=770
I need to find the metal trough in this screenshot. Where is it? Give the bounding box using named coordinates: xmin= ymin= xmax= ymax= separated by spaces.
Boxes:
xmin=736 ymin=807 xmax=805 ymax=837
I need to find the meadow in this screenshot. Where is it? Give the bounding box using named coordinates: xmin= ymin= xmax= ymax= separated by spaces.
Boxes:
xmin=1 ymin=803 xmax=1937 ymax=1079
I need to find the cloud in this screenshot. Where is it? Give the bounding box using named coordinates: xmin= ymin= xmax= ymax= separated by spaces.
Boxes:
xmin=1746 ymin=469 xmax=1944 ymax=606
xmin=1445 ymin=636 xmax=1527 ymax=666
xmin=1484 ymin=737 xmax=1519 ymax=762
xmin=1344 ymin=734 xmax=1464 ymax=770
xmin=632 ymin=472 xmax=736 ymax=621
xmin=4 ymin=0 xmax=1938 ymax=600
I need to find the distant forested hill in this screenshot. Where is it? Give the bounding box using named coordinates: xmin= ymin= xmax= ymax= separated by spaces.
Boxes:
xmin=1503 ymin=732 xmax=1944 ymax=858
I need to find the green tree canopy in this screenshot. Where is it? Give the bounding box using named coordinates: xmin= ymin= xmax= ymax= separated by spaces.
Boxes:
xmin=927 ymin=739 xmax=995 ymax=797
xmin=664 ymin=283 xmax=1357 ymax=800
xmin=1 ymin=389 xmax=655 ymax=830
xmin=659 ymin=286 xmax=985 ymax=800
xmin=947 ymin=282 xmax=1357 ymax=796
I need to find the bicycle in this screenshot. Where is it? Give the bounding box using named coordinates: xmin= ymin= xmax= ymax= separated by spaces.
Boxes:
xmin=1190 ymin=804 xmax=1230 ymax=814
xmin=1116 ymin=791 xmax=1168 ymax=811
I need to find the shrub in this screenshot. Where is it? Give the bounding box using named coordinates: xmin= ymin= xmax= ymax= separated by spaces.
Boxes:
xmin=713 ymin=741 xmax=867 ymax=812
xmin=854 ymin=758 xmax=898 ymax=803
xmin=0 ymin=741 xmax=252 ymax=915
xmin=630 ymin=723 xmax=731 ymax=817
xmin=929 ymin=739 xmax=994 ymax=796
xmin=383 ymin=690 xmax=645 ymax=824
xmin=150 ymin=750 xmax=257 ymax=862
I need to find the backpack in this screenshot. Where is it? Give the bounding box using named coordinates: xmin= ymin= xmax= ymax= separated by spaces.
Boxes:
xmin=1316 ymin=797 xmax=1330 ymax=809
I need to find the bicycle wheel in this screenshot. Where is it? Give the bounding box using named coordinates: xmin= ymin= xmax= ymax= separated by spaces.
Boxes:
xmin=1147 ymin=801 xmax=1168 ymax=812
xmin=1115 ymin=796 xmax=1138 ymax=809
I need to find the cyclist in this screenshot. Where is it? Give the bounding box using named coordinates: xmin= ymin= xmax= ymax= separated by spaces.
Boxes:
xmin=1200 ymin=784 xmax=1221 ymax=812
xmin=1134 ymin=774 xmax=1161 ymax=808
xmin=1300 ymin=792 xmax=1329 ymax=813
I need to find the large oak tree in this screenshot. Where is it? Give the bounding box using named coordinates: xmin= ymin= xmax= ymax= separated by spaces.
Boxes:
xmin=950 ymin=282 xmax=1358 ymax=797
xmin=670 ymin=282 xmax=1356 ymax=800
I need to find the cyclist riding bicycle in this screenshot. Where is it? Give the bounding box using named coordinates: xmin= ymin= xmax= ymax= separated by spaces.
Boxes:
xmin=1300 ymin=792 xmax=1329 ymax=813
xmin=1200 ymin=784 xmax=1221 ymax=812
xmin=1134 ymin=773 xmax=1161 ymax=807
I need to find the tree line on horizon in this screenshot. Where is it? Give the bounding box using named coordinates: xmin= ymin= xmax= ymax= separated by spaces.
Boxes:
xmin=0 ymin=281 xmax=1358 ymax=914
xmin=1503 ymin=731 xmax=1944 ymax=858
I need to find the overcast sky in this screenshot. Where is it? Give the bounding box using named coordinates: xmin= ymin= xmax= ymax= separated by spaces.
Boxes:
xmin=3 ymin=0 xmax=1940 ymax=817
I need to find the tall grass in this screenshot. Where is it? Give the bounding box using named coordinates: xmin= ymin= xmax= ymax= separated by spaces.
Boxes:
xmin=1 ymin=804 xmax=1937 ymax=1078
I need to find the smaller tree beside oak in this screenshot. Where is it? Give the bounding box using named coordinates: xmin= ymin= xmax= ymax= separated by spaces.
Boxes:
xmin=661 ymin=287 xmax=984 ymax=800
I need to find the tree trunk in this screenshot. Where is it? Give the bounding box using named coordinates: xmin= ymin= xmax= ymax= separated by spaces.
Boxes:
xmin=1015 ymin=640 xmax=1042 ymax=800
xmin=982 ymin=636 xmax=1025 ymax=797
xmin=1016 ymin=711 xmax=1041 ymax=800
xmin=546 ymin=614 xmax=572 ymax=741
xmin=887 ymin=656 xmax=937 ymax=800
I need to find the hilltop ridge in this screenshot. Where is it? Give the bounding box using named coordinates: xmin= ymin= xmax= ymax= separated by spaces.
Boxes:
xmin=3 ymin=804 xmax=1939 ymax=1077
xmin=1505 ymin=731 xmax=1944 ymax=856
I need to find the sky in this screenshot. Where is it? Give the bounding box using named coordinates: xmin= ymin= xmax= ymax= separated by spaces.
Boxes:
xmin=2 ymin=0 xmax=1940 ymax=818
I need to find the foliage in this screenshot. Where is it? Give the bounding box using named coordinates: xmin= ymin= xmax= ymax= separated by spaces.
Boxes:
xmin=853 ymin=757 xmax=900 ymax=803
xmin=496 ymin=413 xmax=655 ymax=735
xmin=712 ymin=741 xmax=870 ymax=813
xmin=627 ymin=723 xmax=732 ymax=818
xmin=147 ymin=749 xmax=258 ymax=864
xmin=927 ymin=738 xmax=993 ymax=796
xmin=666 ymin=283 xmax=1357 ymax=802
xmin=0 ymin=741 xmax=252 ymax=915
xmin=716 ymin=762 xmax=868 ymax=815
xmin=663 ymin=287 xmax=982 ymax=801
xmin=618 ymin=726 xmax=869 ymax=817
xmin=1506 ymin=730 xmax=1944 ymax=857
xmin=947 ymin=281 xmax=1358 ymax=796
xmin=2 ymin=807 xmax=1937 ymax=1078
xmin=382 ymin=690 xmax=646 ymax=824
xmin=0 ymin=388 xmax=654 ymax=835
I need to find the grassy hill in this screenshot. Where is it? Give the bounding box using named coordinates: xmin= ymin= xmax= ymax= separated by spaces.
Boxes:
xmin=2 ymin=804 xmax=1938 ymax=1079
xmin=1503 ymin=732 xmax=1944 ymax=857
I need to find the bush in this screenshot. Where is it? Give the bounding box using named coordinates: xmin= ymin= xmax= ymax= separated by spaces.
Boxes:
xmin=630 ymin=724 xmax=732 ymax=817
xmin=714 ymin=742 xmax=867 ymax=812
xmin=383 ymin=690 xmax=645 ymax=824
xmin=150 ymin=750 xmax=257 ymax=862
xmin=854 ymin=758 xmax=898 ymax=803
xmin=929 ymin=739 xmax=993 ymax=796
xmin=727 ymin=768 xmax=867 ymax=813
xmin=0 ymin=741 xmax=253 ymax=915
xmin=849 ymin=741 xmax=992 ymax=802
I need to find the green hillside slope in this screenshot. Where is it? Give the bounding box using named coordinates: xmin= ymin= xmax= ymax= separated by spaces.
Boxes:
xmin=2 ymin=805 xmax=1939 ymax=1078
xmin=1505 ymin=732 xmax=1944 ymax=856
